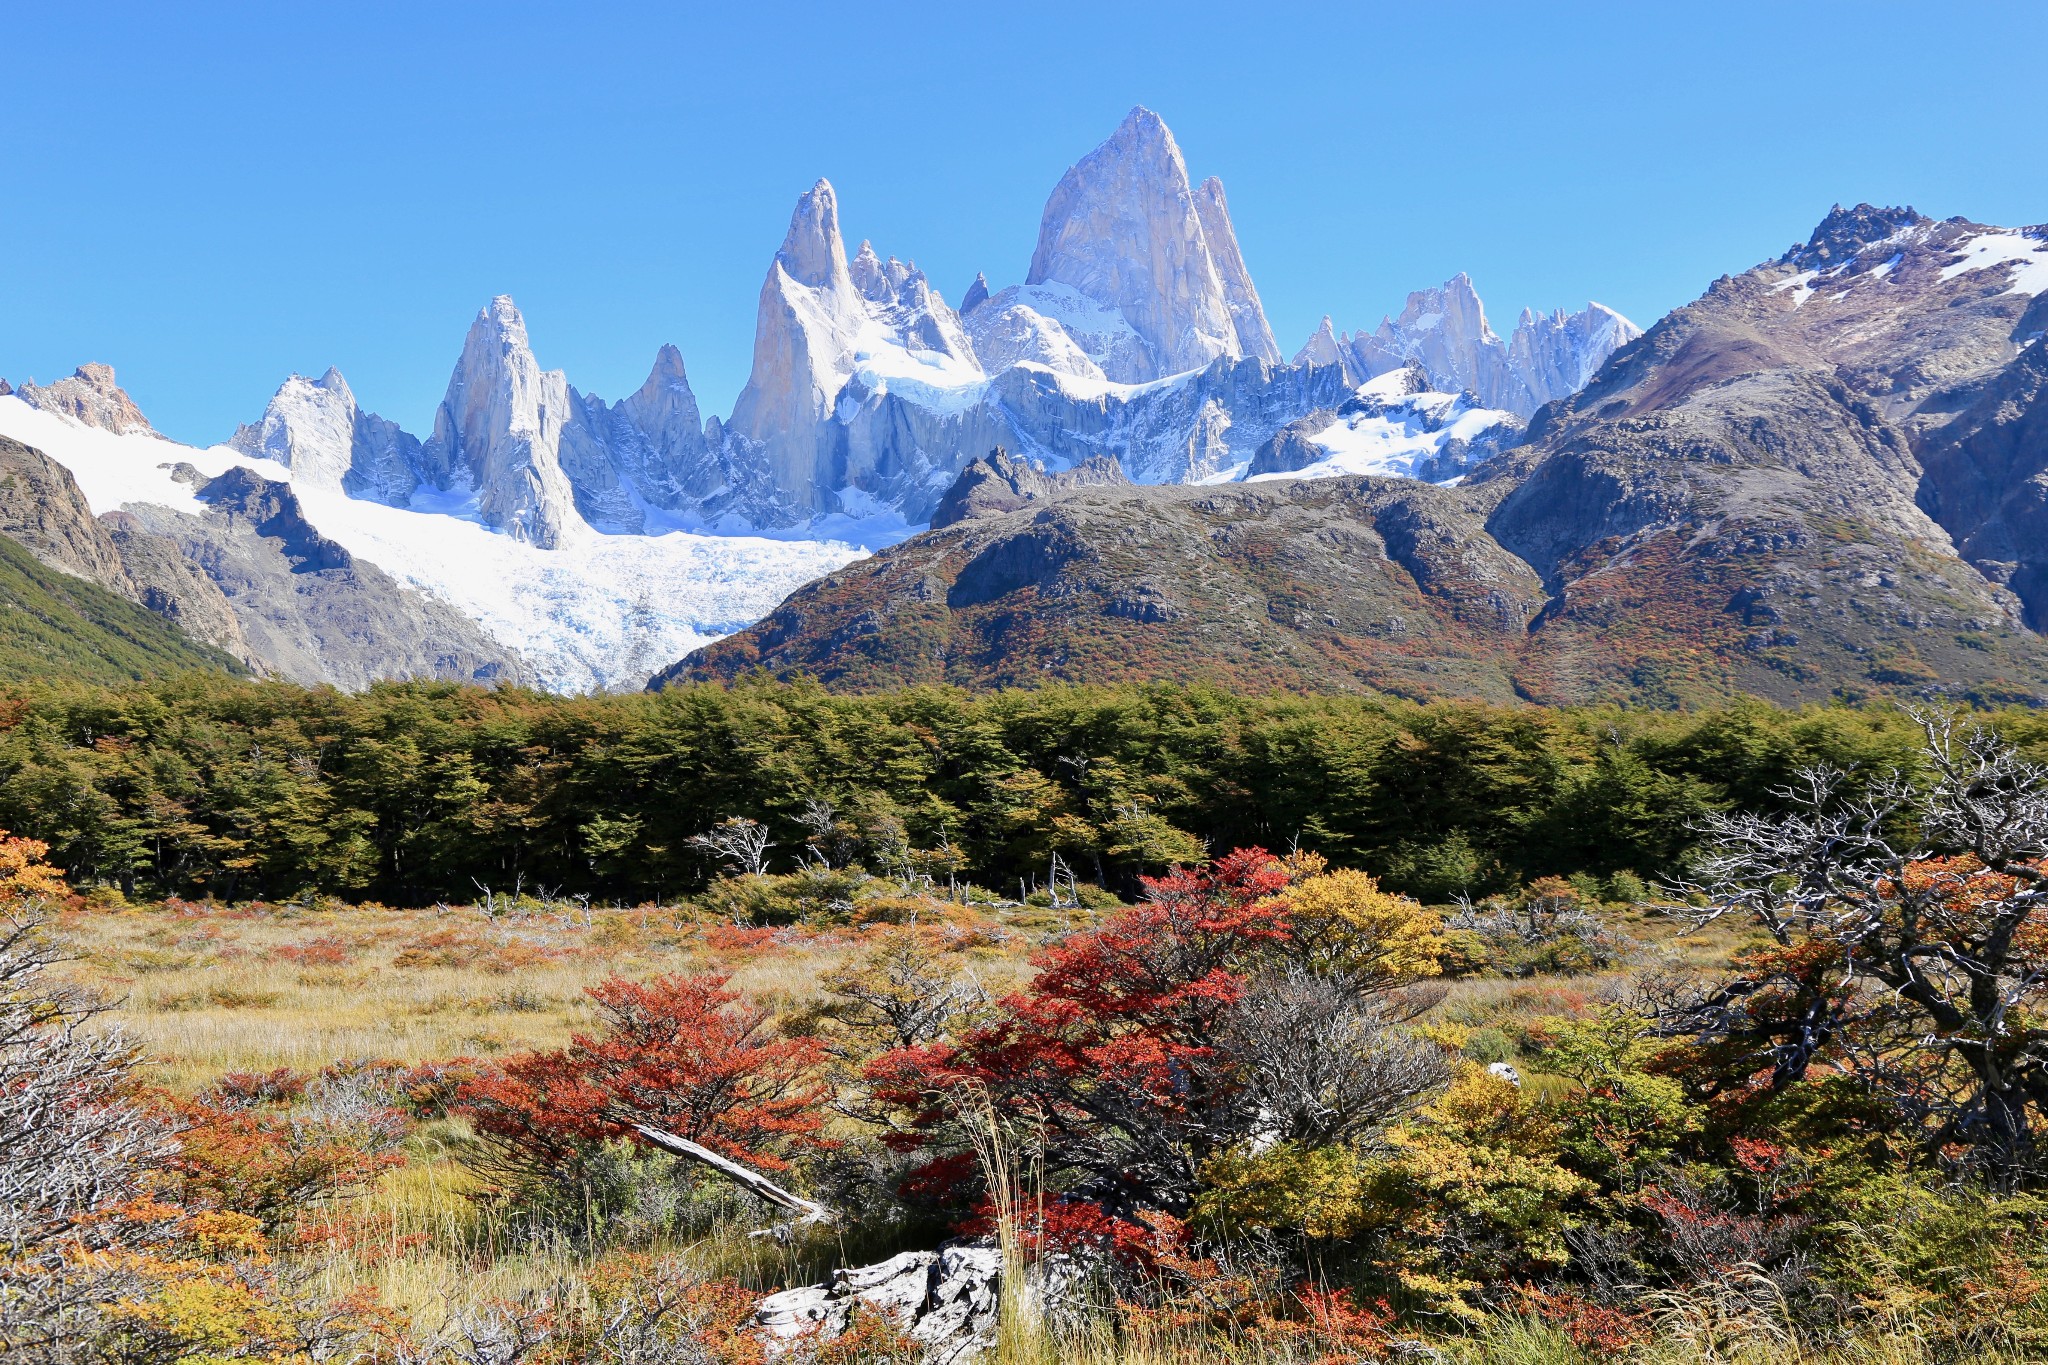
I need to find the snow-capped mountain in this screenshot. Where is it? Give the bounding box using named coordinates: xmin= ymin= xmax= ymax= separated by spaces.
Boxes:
xmin=0 ymin=383 xmax=873 ymax=693
xmin=0 ymin=105 xmax=1644 ymax=693
xmin=1294 ymin=274 xmax=1642 ymax=418
xmin=1242 ymin=367 xmax=1523 ymax=485
xmin=229 ymin=367 xmax=420 ymax=504
xmin=1020 ymin=106 xmax=1280 ymax=379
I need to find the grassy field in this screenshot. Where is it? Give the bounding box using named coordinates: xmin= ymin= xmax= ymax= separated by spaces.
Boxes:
xmin=49 ymin=895 xmax=1734 ymax=1325
xmin=50 ymin=895 xmax=2007 ymax=1364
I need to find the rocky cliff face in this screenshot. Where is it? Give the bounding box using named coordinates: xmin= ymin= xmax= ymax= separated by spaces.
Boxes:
xmin=725 ymin=180 xmax=989 ymax=522
xmin=1025 ymin=107 xmax=1272 ymax=381
xmin=1194 ymin=177 xmax=1282 ymax=366
xmin=419 ymin=297 xmax=585 ymax=546
xmin=14 ymin=364 xmax=158 ymax=436
xmin=931 ymin=450 xmax=1128 ymax=528
xmin=231 ymin=368 xmax=422 ymax=504
xmin=602 ymin=344 xmax=714 ymax=509
xmin=0 ymin=435 xmax=253 ymax=663
xmin=122 ymin=465 xmax=526 ymax=689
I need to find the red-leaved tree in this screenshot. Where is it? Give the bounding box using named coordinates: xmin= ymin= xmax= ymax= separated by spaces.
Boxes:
xmin=457 ymin=973 xmax=826 ymax=1199
xmin=869 ymin=849 xmax=1296 ymax=1221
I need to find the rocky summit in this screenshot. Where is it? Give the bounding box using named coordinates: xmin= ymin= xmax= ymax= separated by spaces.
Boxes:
xmin=666 ymin=206 xmax=2048 ymax=707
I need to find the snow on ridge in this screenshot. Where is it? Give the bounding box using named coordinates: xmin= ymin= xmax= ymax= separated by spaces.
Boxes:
xmin=1245 ymin=383 xmax=1518 ymax=485
xmin=1940 ymin=230 xmax=2048 ymax=297
xmin=0 ymin=395 xmax=873 ymax=694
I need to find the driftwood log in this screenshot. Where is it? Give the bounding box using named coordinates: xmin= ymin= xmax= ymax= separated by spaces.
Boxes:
xmin=631 ymin=1123 xmax=837 ymax=1227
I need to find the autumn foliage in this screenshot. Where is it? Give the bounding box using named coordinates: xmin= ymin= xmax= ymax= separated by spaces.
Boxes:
xmin=458 ymin=972 xmax=828 ymax=1196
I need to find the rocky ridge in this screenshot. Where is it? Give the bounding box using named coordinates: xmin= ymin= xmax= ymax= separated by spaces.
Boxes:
xmin=0 ymin=434 xmax=252 ymax=662
xmin=215 ymin=108 xmax=1639 ymax=539
xmin=1294 ymin=275 xmax=1643 ymax=419
xmin=13 ymin=364 xmax=159 ymax=436
xmin=0 ymin=106 xmax=1645 ymax=690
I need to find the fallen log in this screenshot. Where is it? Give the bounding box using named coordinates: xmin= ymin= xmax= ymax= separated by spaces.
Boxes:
xmin=631 ymin=1123 xmax=837 ymax=1227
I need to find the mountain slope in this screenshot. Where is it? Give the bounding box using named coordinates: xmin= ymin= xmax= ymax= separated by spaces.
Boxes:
xmin=0 ymin=530 xmax=243 ymax=682
xmin=662 ymin=206 xmax=2048 ymax=708
xmin=1480 ymin=205 xmax=2048 ymax=705
xmin=659 ymin=472 xmax=1545 ymax=698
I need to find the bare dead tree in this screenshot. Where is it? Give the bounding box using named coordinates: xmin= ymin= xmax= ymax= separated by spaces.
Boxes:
xmin=794 ymin=798 xmax=840 ymax=869
xmin=1219 ymin=967 xmax=1453 ymax=1151
xmin=0 ymin=910 xmax=178 ymax=1361
xmin=1666 ymin=709 xmax=2048 ymax=1182
xmin=686 ymin=817 xmax=773 ymax=878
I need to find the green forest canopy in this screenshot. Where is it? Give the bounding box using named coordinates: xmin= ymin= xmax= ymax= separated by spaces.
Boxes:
xmin=0 ymin=674 xmax=2028 ymax=906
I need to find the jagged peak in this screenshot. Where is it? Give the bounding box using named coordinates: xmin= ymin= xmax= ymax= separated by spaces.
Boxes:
xmin=310 ymin=366 xmax=355 ymax=403
xmin=648 ymin=342 xmax=687 ymax=378
xmin=1788 ymin=203 xmax=1931 ymax=268
xmin=458 ymin=296 xmax=539 ymax=370
xmin=14 ymin=362 xmax=157 ymax=435
xmin=1112 ymin=104 xmax=1174 ymax=147
xmin=961 ymin=273 xmax=990 ymax=315
xmin=777 ymin=178 xmax=849 ymax=291
xmin=482 ymin=293 xmax=524 ymax=329
xmin=1294 ymin=315 xmax=1346 ymax=368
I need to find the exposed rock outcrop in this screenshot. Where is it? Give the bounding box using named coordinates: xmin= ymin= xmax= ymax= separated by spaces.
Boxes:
xmin=1194 ymin=176 xmax=1282 ymax=366
xmin=1295 ymin=277 xmax=1642 ymax=418
xmin=726 ymin=179 xmax=991 ymax=522
xmin=119 ymin=467 xmax=527 ymax=688
xmin=932 ymin=450 xmax=1127 ymax=528
xmin=14 ymin=364 xmax=158 ymax=436
xmin=419 ymin=297 xmax=586 ymax=546
xmin=754 ymin=1244 xmax=1004 ymax=1363
xmin=0 ymin=435 xmax=253 ymax=663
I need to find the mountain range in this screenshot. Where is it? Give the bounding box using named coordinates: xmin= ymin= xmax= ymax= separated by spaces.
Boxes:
xmin=4 ymin=109 xmax=2042 ymax=705
xmin=669 ymin=205 xmax=2048 ymax=706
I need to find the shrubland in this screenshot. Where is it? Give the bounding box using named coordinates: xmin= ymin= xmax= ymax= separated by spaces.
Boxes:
xmin=3 ymin=692 xmax=2047 ymax=1362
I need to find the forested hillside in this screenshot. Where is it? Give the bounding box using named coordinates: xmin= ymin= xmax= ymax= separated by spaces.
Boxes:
xmin=0 ymin=532 xmax=244 ymax=682
xmin=0 ymin=673 xmax=2012 ymax=905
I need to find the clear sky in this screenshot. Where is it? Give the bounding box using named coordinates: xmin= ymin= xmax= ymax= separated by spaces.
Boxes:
xmin=4 ymin=1 xmax=2044 ymax=446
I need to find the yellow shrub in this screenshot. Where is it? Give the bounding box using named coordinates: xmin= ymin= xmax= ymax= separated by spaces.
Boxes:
xmin=1284 ymin=869 xmax=1445 ymax=987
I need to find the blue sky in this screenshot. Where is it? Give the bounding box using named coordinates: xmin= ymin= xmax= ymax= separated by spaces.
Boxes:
xmin=4 ymin=1 xmax=2044 ymax=445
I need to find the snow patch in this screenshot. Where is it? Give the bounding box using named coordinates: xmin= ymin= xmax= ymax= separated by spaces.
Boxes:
xmin=1244 ymin=383 xmax=1517 ymax=485
xmin=1771 ymin=270 xmax=1819 ymax=309
xmin=1939 ymin=231 xmax=2048 ymax=297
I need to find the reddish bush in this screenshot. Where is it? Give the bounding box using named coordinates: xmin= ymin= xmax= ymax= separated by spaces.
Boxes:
xmin=870 ymin=848 xmax=1296 ymax=1217
xmin=166 ymin=1091 xmax=409 ymax=1232
xmin=457 ymin=972 xmax=827 ymax=1193
xmin=1516 ymin=1287 xmax=1650 ymax=1353
xmin=203 ymin=1067 xmax=309 ymax=1108
xmin=276 ymin=935 xmax=351 ymax=966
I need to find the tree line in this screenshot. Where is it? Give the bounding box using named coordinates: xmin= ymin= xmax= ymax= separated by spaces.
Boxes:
xmin=0 ymin=673 xmax=2026 ymax=906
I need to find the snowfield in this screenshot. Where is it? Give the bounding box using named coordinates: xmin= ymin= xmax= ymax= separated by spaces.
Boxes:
xmin=1940 ymin=229 xmax=2048 ymax=297
xmin=1245 ymin=372 xmax=1518 ymax=484
xmin=0 ymin=396 xmax=877 ymax=693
